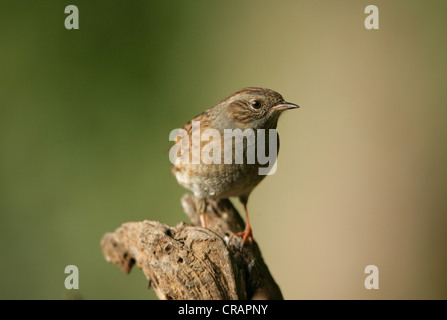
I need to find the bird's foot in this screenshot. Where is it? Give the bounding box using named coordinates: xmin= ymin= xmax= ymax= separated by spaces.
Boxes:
xmin=231 ymin=227 xmax=253 ymax=246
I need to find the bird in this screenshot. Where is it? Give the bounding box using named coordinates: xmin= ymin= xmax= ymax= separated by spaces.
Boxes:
xmin=171 ymin=87 xmax=299 ymax=245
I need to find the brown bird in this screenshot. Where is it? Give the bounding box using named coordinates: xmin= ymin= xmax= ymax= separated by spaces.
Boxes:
xmin=171 ymin=87 xmax=298 ymax=244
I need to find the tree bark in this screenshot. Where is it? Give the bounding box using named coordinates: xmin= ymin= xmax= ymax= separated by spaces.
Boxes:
xmin=101 ymin=194 xmax=283 ymax=300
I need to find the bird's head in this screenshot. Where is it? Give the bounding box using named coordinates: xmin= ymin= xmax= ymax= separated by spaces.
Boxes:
xmin=213 ymin=87 xmax=299 ymax=130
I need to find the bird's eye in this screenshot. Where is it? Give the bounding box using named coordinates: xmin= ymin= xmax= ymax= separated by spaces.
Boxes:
xmin=250 ymin=100 xmax=261 ymax=109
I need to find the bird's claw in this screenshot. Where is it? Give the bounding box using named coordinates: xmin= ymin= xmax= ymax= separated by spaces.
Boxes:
xmin=230 ymin=228 xmax=253 ymax=246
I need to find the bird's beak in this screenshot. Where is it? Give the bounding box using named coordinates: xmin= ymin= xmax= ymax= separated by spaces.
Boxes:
xmin=271 ymin=101 xmax=300 ymax=111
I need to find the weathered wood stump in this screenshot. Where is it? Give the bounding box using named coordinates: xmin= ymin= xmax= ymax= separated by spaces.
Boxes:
xmin=101 ymin=194 xmax=283 ymax=300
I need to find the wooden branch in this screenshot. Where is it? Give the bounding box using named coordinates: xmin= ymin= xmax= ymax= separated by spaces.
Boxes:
xmin=101 ymin=194 xmax=283 ymax=300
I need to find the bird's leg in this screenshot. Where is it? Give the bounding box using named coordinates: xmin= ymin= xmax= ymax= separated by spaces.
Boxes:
xmin=196 ymin=197 xmax=207 ymax=228
xmin=232 ymin=196 xmax=253 ymax=246
xmin=240 ymin=203 xmax=253 ymax=245
xmin=200 ymin=213 xmax=207 ymax=228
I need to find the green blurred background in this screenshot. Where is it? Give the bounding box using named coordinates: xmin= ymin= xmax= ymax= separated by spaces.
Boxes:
xmin=1 ymin=0 xmax=446 ymax=299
